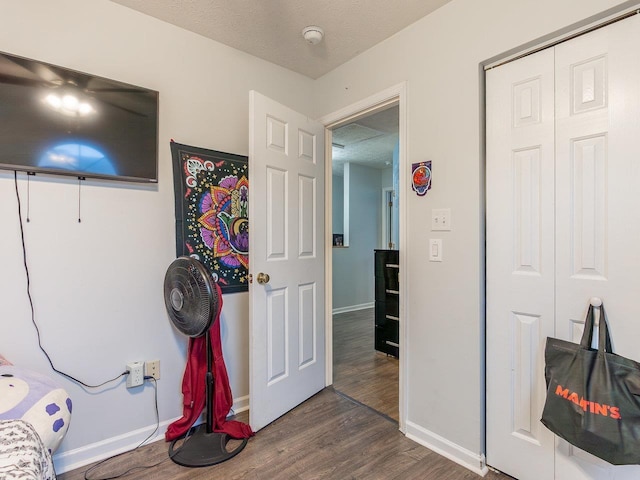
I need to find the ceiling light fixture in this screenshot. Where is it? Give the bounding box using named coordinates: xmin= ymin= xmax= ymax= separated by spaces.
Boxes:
xmin=302 ymin=26 xmax=324 ymax=45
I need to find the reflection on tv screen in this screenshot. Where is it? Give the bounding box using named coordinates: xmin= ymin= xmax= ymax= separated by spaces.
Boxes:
xmin=40 ymin=142 xmax=116 ymax=176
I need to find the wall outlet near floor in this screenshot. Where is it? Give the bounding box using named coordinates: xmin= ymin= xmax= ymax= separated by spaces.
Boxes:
xmin=126 ymin=361 xmax=144 ymax=388
xmin=145 ymin=360 xmax=160 ymax=380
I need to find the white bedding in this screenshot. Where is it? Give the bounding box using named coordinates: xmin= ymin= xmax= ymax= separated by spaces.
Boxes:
xmin=0 ymin=420 xmax=56 ymax=480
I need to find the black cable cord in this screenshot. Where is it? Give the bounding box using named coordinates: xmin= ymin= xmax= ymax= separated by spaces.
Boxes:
xmin=78 ymin=176 xmax=84 ymax=223
xmin=14 ymin=174 xmax=172 ymax=477
xmin=26 ymin=172 xmax=31 ymax=222
xmin=13 ymin=171 xmax=128 ymax=389
xmin=84 ymin=377 xmax=169 ymax=480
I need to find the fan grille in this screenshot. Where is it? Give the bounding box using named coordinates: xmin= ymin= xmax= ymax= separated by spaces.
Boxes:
xmin=164 ymin=257 xmax=219 ymax=337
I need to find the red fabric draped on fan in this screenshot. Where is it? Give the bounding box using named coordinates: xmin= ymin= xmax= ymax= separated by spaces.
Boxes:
xmin=165 ymin=284 xmax=253 ymax=441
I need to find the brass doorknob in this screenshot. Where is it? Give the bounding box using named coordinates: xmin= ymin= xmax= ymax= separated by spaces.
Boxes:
xmin=256 ymin=272 xmax=270 ymax=285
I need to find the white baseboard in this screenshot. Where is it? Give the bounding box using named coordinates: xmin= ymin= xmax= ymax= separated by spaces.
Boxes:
xmin=54 ymin=394 xmax=251 ymax=474
xmin=232 ymin=394 xmax=249 ymax=415
xmin=53 ymin=418 xmax=176 ymax=474
xmin=332 ymin=302 xmax=374 ymax=315
xmin=405 ymin=420 xmax=488 ymax=477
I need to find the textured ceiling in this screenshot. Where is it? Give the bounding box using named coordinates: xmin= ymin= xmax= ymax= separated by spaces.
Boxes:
xmin=107 ymin=1 xmax=407 ymax=171
xmin=332 ymin=105 xmax=398 ymax=176
xmin=109 ymin=0 xmax=452 ymax=79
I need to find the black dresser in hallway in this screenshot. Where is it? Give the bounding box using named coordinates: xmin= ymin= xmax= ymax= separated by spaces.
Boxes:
xmin=374 ymin=249 xmax=399 ymax=357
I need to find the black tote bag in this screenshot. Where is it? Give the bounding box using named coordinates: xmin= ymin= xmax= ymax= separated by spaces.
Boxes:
xmin=541 ymin=303 xmax=640 ymax=465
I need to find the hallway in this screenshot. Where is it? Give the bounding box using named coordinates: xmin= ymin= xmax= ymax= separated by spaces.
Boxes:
xmin=333 ymin=308 xmax=399 ymax=421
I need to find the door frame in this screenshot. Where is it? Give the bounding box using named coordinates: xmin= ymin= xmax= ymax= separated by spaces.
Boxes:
xmin=319 ymin=82 xmax=408 ymax=432
xmin=381 ymin=187 xmax=395 ymax=250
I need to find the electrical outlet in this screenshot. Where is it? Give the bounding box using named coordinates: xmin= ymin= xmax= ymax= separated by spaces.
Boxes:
xmin=432 ymin=208 xmax=452 ymax=231
xmin=145 ymin=360 xmax=160 ymax=380
xmin=126 ymin=361 xmax=144 ymax=388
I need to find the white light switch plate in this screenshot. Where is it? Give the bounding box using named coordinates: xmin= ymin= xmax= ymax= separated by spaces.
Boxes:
xmin=432 ymin=208 xmax=452 ymax=231
xmin=429 ymin=239 xmax=443 ymax=262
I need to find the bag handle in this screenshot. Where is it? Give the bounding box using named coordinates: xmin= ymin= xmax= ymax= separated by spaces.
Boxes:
xmin=598 ymin=304 xmax=613 ymax=353
xmin=579 ymin=302 xmax=613 ymax=352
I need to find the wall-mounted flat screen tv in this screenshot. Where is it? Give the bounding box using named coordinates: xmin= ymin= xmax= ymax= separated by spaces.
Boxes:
xmin=0 ymin=51 xmax=158 ymax=183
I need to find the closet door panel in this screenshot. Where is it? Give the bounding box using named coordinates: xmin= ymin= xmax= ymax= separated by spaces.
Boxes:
xmin=555 ymin=14 xmax=640 ymax=480
xmin=486 ymin=48 xmax=555 ymax=480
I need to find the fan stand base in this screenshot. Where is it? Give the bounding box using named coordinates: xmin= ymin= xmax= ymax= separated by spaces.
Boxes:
xmin=168 ymin=424 xmax=248 ymax=468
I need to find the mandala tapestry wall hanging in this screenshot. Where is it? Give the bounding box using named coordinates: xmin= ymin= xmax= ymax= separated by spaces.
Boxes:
xmin=170 ymin=141 xmax=248 ymax=293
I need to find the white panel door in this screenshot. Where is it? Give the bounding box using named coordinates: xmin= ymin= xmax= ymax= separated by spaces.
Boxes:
xmin=554 ymin=15 xmax=640 ymax=480
xmin=249 ymin=91 xmax=325 ymax=431
xmin=488 ymin=14 xmax=640 ymax=480
xmin=486 ymin=48 xmax=556 ymax=480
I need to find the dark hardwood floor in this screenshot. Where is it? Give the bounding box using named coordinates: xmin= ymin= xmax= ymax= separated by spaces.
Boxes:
xmin=59 ymin=308 xmax=507 ymax=479
xmin=60 ymin=388 xmax=506 ymax=480
xmin=332 ymin=308 xmax=399 ymax=421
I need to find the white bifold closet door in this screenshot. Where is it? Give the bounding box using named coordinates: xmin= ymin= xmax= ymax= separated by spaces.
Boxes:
xmin=487 ymin=14 xmax=640 ymax=480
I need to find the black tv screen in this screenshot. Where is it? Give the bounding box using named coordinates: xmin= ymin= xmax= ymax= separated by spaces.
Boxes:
xmin=0 ymin=51 xmax=158 ymax=183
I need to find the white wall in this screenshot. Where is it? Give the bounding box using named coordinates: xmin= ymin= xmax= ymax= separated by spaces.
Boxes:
xmin=381 ymin=167 xmax=393 ymax=191
xmin=332 ymin=164 xmax=381 ymax=311
xmin=381 ymin=165 xmax=397 ymax=249
xmin=315 ymin=0 xmax=633 ymax=471
xmin=332 ymin=174 xmax=344 ymax=234
xmin=0 ymin=0 xmax=313 ymax=472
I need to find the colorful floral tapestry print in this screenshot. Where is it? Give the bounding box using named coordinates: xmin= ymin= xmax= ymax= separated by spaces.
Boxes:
xmin=171 ymin=141 xmax=248 ymax=293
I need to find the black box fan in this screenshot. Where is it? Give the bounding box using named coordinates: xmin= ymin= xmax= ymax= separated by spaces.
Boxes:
xmin=163 ymin=256 xmax=248 ymax=467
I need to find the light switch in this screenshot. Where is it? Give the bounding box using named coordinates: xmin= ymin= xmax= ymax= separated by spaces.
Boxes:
xmin=429 ymin=239 xmax=443 ymax=262
xmin=432 ymin=208 xmax=452 ymax=231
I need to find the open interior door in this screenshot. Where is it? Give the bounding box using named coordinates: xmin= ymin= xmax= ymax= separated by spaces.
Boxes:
xmin=249 ymin=91 xmax=325 ymax=431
